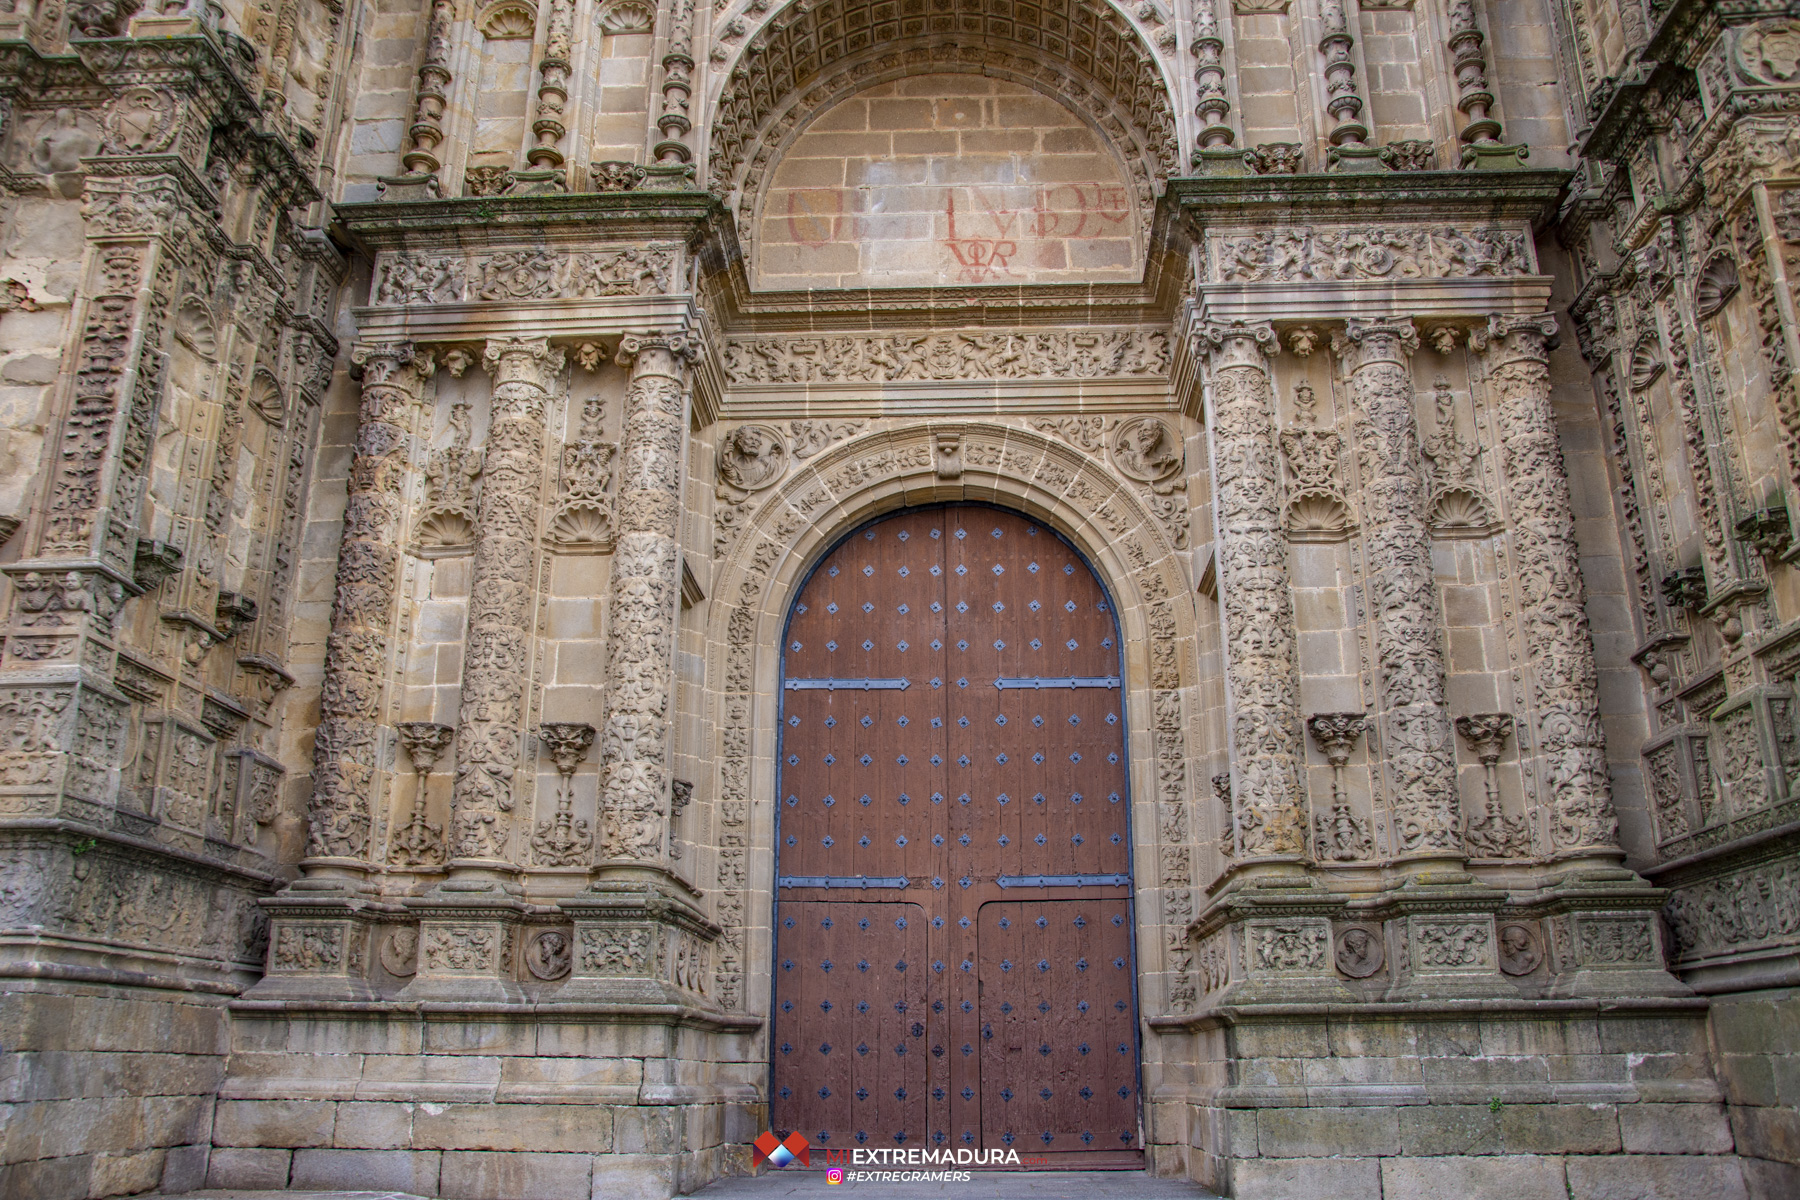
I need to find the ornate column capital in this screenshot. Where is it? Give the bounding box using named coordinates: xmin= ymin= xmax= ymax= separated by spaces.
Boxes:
xmin=482 ymin=336 xmax=565 ymax=384
xmin=397 ymin=721 xmax=456 ymax=772
xmin=1307 ymin=712 xmax=1368 ymax=768
xmin=1474 ymin=312 xmax=1558 ymax=367
xmin=1334 ymin=318 xmax=1420 ymax=371
xmin=538 ymin=722 xmax=597 ymax=776
xmin=616 ymin=332 xmax=699 ymax=374
xmin=1193 ymin=320 xmax=1277 ymax=370
xmin=1454 ymin=712 xmax=1514 ymax=767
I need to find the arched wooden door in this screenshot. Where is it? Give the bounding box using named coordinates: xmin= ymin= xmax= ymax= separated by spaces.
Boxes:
xmin=771 ymin=504 xmax=1141 ymax=1163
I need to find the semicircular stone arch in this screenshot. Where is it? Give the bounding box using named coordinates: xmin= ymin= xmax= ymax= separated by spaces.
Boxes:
xmin=705 ymin=0 xmax=1181 ymax=249
xmin=701 ymin=421 xmax=1207 ymax=1022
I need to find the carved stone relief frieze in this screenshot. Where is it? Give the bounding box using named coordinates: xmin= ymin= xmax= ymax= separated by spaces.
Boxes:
xmin=372 ymin=247 xmax=677 ymax=305
xmin=1210 ymin=226 xmax=1531 ymax=283
xmin=721 ymin=330 xmax=1172 ymax=385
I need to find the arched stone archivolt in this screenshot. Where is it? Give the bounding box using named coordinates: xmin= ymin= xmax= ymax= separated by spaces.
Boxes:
xmin=704 ymin=0 xmax=1180 ymax=243
xmin=701 ymin=421 xmax=1207 ymax=1016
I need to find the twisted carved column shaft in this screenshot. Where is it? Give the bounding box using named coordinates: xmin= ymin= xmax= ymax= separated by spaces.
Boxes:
xmin=598 ymin=334 xmax=693 ymax=866
xmin=528 ymin=0 xmax=576 ymax=168
xmin=306 ymin=343 xmax=430 ymax=864
xmin=1478 ymin=314 xmax=1621 ymax=856
xmin=1197 ymin=321 xmax=1305 ymax=859
xmin=447 ymin=338 xmax=563 ymax=866
xmin=1337 ymin=318 xmax=1462 ymax=860
xmin=653 ymin=0 xmax=696 ymax=165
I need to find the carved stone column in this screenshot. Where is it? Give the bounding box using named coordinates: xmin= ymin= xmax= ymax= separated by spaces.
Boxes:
xmin=382 ymin=0 xmax=456 ymax=198
xmin=1477 ymin=314 xmax=1622 ymax=862
xmin=596 ymin=333 xmax=693 ymax=875
xmin=555 ymin=333 xmax=720 ymax=1006
xmin=1195 ymin=320 xmax=1306 ymax=865
xmin=445 ymin=337 xmax=563 ymax=876
xmin=251 ymin=343 xmax=429 ymax=1000
xmin=1336 ymin=318 xmax=1463 ymax=867
xmin=303 ymin=343 xmax=432 ymax=878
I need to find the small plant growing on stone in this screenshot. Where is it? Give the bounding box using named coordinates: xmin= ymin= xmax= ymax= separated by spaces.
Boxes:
xmin=1488 ymin=1096 xmax=1504 ymax=1113
xmin=69 ymin=837 xmax=96 ymax=856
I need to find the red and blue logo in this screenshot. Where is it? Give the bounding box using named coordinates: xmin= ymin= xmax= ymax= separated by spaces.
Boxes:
xmin=752 ymin=1131 xmax=810 ymax=1168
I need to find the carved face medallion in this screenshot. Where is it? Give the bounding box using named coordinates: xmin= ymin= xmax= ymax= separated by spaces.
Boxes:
xmin=1496 ymin=923 xmax=1542 ymax=976
xmin=380 ymin=927 xmax=420 ymax=977
xmin=526 ymin=929 xmax=574 ymax=980
xmin=1110 ymin=416 xmax=1182 ymax=484
xmin=718 ymin=423 xmax=788 ymax=491
xmin=1334 ymin=925 xmax=1385 ymax=978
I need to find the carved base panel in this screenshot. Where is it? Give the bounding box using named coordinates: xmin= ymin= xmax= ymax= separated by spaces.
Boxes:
xmin=248 ymin=899 xmax=382 ymax=1002
xmin=1384 ymin=912 xmax=1519 ymax=1001
xmin=395 ymin=896 xmax=533 ymax=1004
xmin=552 ymin=882 xmax=722 ymax=1008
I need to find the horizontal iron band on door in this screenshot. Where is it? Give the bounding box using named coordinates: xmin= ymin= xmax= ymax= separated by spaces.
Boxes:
xmin=993 ymin=676 xmax=1121 ymax=689
xmin=997 ymin=873 xmax=1132 ymax=888
xmin=784 ymin=677 xmax=911 ymax=691
xmin=778 ymin=875 xmax=910 ymax=889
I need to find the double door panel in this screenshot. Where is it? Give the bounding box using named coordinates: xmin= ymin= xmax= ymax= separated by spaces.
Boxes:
xmin=772 ymin=505 xmax=1138 ymax=1157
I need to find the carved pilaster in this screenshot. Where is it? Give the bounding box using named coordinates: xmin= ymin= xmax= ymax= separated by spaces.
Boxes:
xmin=445 ymin=338 xmax=564 ymax=874
xmin=1337 ymin=318 xmax=1462 ymax=865
xmin=648 ymin=0 xmax=698 ymax=181
xmin=527 ymin=0 xmax=577 ymax=174
xmin=1446 ymin=0 xmax=1528 ymax=168
xmin=385 ymin=0 xmax=456 ymax=195
xmin=1195 ymin=320 xmax=1306 ymax=863
xmin=596 ymin=334 xmax=694 ymax=874
xmin=1318 ymin=0 xmax=1373 ymax=167
xmin=302 ymin=343 xmax=432 ymax=876
xmin=1476 ymin=314 xmax=1622 ymax=861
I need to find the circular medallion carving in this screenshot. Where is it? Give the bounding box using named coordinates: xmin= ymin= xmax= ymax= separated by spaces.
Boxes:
xmin=1110 ymin=416 xmax=1183 ymax=485
xmin=526 ymin=929 xmax=573 ymax=980
xmin=104 ymin=87 xmax=178 ymax=154
xmin=1497 ymin=923 xmax=1542 ymax=976
xmin=1334 ymin=925 xmax=1385 ymax=978
xmin=718 ymin=423 xmax=788 ymax=491
xmin=380 ymin=927 xmax=419 ymax=977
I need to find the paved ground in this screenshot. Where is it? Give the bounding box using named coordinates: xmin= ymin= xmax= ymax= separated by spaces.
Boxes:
xmin=147 ymin=1172 xmax=1221 ymax=1200
xmin=685 ymin=1169 xmax=1220 ymax=1198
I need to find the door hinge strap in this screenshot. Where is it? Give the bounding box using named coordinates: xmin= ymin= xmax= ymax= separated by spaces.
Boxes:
xmin=785 ymin=677 xmax=911 ymax=691
xmin=993 ymin=676 xmax=1121 ymax=689
xmin=997 ymin=873 xmax=1131 ymax=888
xmin=779 ymin=875 xmax=910 ymax=889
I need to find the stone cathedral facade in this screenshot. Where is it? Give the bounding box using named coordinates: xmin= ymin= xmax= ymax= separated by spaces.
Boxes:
xmin=0 ymin=0 xmax=1797 ymax=1196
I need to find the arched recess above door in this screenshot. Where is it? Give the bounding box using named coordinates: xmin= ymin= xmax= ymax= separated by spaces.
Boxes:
xmin=706 ymin=0 xmax=1180 ymax=258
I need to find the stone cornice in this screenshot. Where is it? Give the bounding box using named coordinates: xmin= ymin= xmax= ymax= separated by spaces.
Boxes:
xmin=0 ymin=32 xmax=321 ymax=211
xmin=331 ymin=190 xmax=728 ymax=254
xmin=1168 ymin=170 xmax=1574 ymax=228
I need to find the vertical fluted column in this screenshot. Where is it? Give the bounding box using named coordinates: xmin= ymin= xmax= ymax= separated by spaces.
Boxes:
xmin=305 ymin=343 xmax=432 ymax=874
xmin=1478 ymin=314 xmax=1621 ymax=859
xmin=445 ymin=337 xmax=563 ymax=873
xmin=1337 ymin=318 xmax=1463 ymax=863
xmin=598 ymin=334 xmax=694 ymax=872
xmin=1197 ymin=321 xmax=1306 ymax=862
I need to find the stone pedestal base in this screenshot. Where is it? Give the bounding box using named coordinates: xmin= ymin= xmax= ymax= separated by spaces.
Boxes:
xmin=214 ymin=1003 xmax=764 ymax=1200
xmin=1168 ymin=1001 xmax=1745 ymax=1200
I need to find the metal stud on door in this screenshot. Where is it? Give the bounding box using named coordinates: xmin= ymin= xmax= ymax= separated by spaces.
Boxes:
xmin=773 ymin=506 xmax=1139 ymax=1162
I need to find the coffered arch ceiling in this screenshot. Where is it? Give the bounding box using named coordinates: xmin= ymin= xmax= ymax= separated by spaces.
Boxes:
xmin=706 ymin=0 xmax=1181 ymax=249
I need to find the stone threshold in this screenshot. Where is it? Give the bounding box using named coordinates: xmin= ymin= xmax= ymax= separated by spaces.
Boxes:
xmin=228 ymin=997 xmax=765 ymax=1031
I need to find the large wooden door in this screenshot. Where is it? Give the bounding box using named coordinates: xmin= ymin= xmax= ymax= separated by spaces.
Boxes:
xmin=772 ymin=505 xmax=1140 ymax=1162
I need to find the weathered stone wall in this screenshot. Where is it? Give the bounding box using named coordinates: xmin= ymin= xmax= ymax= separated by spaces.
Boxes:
xmin=0 ymin=0 xmax=1795 ymax=1197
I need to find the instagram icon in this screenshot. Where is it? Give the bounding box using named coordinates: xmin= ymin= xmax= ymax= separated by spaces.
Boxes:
xmin=826 ymin=1167 xmax=845 ymax=1185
